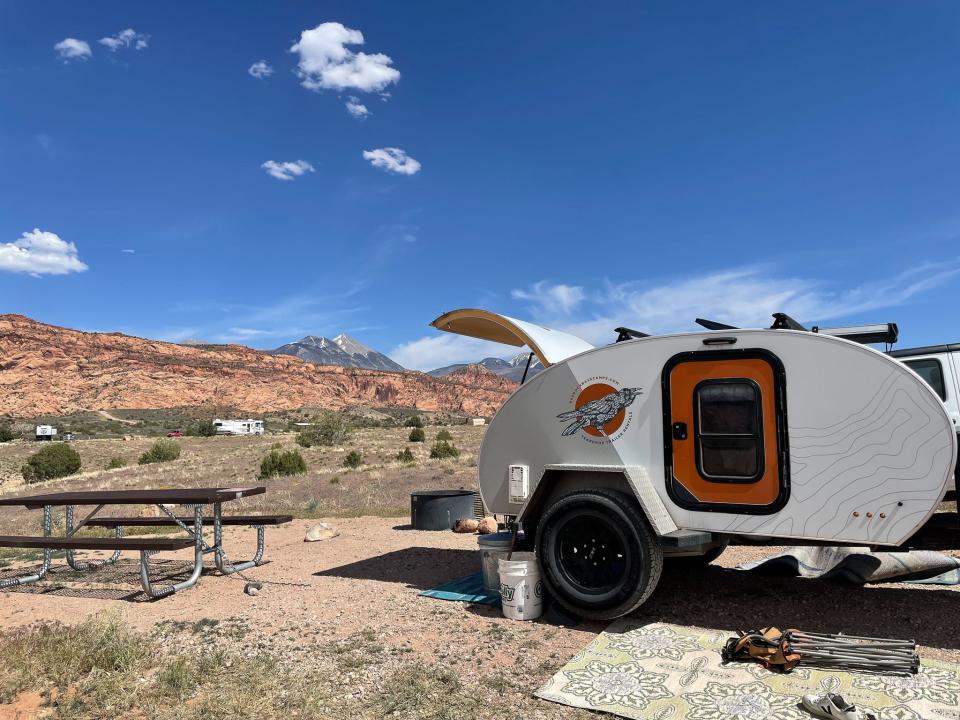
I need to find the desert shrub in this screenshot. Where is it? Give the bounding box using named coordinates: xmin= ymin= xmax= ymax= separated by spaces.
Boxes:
xmin=259 ymin=449 xmax=306 ymax=479
xmin=429 ymin=440 xmax=460 ymax=460
xmin=396 ymin=447 xmax=415 ymax=464
xmin=0 ymin=423 xmax=15 ymax=443
xmin=342 ymin=451 xmax=363 ymax=469
xmin=186 ymin=420 xmax=217 ymax=437
xmin=296 ymin=412 xmax=351 ymax=448
xmin=408 ymin=427 xmax=425 ymax=443
xmin=21 ymin=443 xmax=82 ymax=483
xmin=295 ymin=431 xmax=313 ymax=448
xmin=436 ymin=428 xmax=453 ymax=441
xmin=138 ymin=439 xmax=181 ymax=465
xmin=106 ymin=457 xmax=127 ymax=470
xmin=405 ymin=415 xmax=423 ymax=428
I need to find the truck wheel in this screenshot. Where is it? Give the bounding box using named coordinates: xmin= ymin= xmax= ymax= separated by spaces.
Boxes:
xmin=535 ymin=488 xmax=663 ymax=621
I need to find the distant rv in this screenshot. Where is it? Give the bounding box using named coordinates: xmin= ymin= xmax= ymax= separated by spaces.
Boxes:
xmin=212 ymin=419 xmax=264 ymax=436
xmin=35 ymin=425 xmax=57 ymax=441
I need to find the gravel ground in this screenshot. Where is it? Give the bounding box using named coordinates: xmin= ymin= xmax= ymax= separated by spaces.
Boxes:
xmin=0 ymin=516 xmax=957 ymax=710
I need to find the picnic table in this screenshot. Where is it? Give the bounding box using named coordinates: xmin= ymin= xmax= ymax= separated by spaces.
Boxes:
xmin=0 ymin=487 xmax=291 ymax=598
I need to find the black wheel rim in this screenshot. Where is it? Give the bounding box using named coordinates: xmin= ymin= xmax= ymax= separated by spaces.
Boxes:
xmin=554 ymin=509 xmax=630 ymax=598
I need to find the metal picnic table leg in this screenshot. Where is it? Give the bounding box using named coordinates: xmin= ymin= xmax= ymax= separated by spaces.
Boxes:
xmin=213 ymin=501 xmax=265 ymax=575
xmin=0 ymin=505 xmax=54 ymax=589
xmin=65 ymin=504 xmax=122 ymax=571
xmin=139 ymin=505 xmax=204 ymax=599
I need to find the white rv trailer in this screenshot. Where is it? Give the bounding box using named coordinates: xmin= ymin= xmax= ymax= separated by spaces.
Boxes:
xmin=34 ymin=425 xmax=57 ymax=441
xmin=431 ymin=309 xmax=958 ymax=620
xmin=212 ymin=419 xmax=264 ymax=436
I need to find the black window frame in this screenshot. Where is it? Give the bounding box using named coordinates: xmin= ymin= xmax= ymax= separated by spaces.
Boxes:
xmin=693 ymin=377 xmax=764 ymax=484
xmin=903 ymin=358 xmax=947 ymax=401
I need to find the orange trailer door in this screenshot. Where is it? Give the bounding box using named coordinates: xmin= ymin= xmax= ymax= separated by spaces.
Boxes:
xmin=663 ymin=350 xmax=788 ymax=513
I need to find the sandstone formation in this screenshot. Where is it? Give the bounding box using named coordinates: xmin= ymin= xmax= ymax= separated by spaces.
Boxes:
xmin=0 ymin=315 xmax=516 ymax=417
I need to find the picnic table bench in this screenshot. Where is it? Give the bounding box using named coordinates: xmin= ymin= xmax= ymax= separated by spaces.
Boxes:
xmin=0 ymin=487 xmax=291 ymax=598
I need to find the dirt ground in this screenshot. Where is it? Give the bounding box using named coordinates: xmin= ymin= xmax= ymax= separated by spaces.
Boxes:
xmin=0 ymin=429 xmax=958 ymax=718
xmin=1 ymin=519 xmax=958 ymax=707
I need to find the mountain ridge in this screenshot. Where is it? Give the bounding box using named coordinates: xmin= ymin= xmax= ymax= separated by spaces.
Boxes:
xmin=270 ymin=333 xmax=405 ymax=372
xmin=0 ymin=315 xmax=514 ymax=417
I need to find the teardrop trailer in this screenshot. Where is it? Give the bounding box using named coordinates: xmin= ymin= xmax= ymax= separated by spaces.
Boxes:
xmin=431 ymin=309 xmax=960 ymax=621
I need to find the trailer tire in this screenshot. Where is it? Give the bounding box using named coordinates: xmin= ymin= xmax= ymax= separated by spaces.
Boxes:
xmin=535 ymin=488 xmax=663 ymax=621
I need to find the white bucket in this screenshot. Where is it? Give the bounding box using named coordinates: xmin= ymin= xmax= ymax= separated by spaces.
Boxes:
xmin=478 ymin=532 xmax=513 ymax=592
xmin=498 ymin=552 xmax=543 ymax=621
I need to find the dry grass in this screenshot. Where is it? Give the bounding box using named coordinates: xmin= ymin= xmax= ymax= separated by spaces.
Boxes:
xmin=0 ymin=427 xmax=484 ymax=534
xmin=0 ymin=614 xmax=596 ymax=720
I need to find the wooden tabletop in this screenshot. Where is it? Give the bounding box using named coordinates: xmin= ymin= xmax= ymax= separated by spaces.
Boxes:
xmin=0 ymin=487 xmax=266 ymax=509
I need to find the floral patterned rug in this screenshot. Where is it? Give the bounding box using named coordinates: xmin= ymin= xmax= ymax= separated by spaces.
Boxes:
xmin=535 ymin=622 xmax=960 ymax=720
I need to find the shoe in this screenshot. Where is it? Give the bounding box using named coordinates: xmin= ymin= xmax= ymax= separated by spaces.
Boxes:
xmin=800 ymin=693 xmax=871 ymax=720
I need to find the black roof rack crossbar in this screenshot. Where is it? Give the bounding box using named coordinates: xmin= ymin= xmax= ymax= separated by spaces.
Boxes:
xmin=614 ymin=327 xmax=650 ymax=343
xmin=695 ymin=318 xmax=738 ymax=331
xmin=812 ymin=323 xmax=899 ymax=345
xmin=770 ymin=313 xmax=808 ymax=331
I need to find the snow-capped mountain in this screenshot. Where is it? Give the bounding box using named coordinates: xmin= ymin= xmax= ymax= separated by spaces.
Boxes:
xmin=428 ymin=351 xmax=543 ymax=383
xmin=270 ymin=333 xmax=405 ymax=372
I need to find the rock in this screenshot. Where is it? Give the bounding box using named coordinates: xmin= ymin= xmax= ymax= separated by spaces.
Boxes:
xmin=477 ymin=517 xmax=498 ymax=534
xmin=244 ymin=582 xmax=262 ymax=596
xmin=0 ymin=314 xmax=514 ymax=416
xmin=305 ymin=522 xmax=340 ymax=542
xmin=453 ymin=518 xmax=479 ymax=533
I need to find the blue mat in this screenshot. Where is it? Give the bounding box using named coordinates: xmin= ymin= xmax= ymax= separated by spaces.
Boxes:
xmin=419 ymin=572 xmax=501 ymax=606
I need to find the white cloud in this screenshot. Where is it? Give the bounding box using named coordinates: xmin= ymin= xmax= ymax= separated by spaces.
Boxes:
xmin=121 ymin=248 xmax=135 ymax=254
xmin=390 ymin=334 xmax=513 ymax=372
xmin=511 ymin=263 xmax=960 ymax=346
xmin=345 ymin=96 xmax=370 ymax=119
xmin=290 ymin=22 xmax=400 ymax=93
xmin=54 ymin=38 xmax=92 ymax=62
xmin=99 ymin=28 xmax=149 ymax=51
xmin=248 ymin=60 xmax=273 ymax=79
xmin=512 ymin=281 xmax=585 ymax=318
xmin=261 ymin=159 xmax=315 ymax=181
xmin=362 ymin=147 xmax=421 ymax=175
xmin=0 ymin=229 xmax=89 ymax=276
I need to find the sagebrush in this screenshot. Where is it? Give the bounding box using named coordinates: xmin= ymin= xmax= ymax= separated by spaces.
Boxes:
xmin=260 ymin=449 xmax=307 ymax=478
xmin=296 ymin=412 xmax=352 ymax=447
xmin=139 ymin=439 xmax=182 ymax=465
xmin=429 ymin=440 xmax=459 ymax=460
xmin=21 ymin=442 xmax=82 ymax=483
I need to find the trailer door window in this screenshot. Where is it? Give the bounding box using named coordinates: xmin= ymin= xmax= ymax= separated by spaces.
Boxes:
xmin=695 ymin=380 xmax=762 ymax=480
xmin=903 ymin=359 xmax=946 ymax=401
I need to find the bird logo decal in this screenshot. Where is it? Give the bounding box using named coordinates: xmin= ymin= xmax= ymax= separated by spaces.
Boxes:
xmin=557 ymin=385 xmax=642 ymax=439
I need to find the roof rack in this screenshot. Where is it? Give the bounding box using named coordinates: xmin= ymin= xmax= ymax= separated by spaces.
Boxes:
xmin=811 ymin=323 xmax=899 ymax=345
xmin=614 ymin=327 xmax=650 ymax=343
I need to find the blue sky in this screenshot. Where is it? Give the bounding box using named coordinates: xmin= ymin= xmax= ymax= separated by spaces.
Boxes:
xmin=1 ymin=1 xmax=958 ymax=370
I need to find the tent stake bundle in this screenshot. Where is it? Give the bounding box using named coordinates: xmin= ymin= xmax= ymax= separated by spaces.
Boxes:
xmin=721 ymin=627 xmax=919 ymax=675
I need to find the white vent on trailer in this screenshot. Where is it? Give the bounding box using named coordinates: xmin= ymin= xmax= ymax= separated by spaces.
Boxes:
xmin=509 ymin=464 xmax=529 ymax=504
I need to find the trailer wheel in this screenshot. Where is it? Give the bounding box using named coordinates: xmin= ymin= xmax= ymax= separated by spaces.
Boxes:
xmin=535 ymin=488 xmax=663 ymax=621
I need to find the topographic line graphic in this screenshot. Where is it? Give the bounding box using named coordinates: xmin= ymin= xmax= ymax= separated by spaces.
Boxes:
xmin=788 ymin=371 xmax=900 ymax=438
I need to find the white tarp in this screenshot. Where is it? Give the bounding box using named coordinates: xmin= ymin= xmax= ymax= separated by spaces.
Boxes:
xmin=430 ymin=308 xmax=594 ymax=367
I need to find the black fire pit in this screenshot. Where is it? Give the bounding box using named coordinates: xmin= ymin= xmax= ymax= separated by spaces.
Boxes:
xmin=410 ymin=489 xmax=476 ymax=530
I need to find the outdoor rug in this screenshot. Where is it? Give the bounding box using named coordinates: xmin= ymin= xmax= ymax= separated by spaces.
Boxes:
xmin=535 ymin=621 xmax=960 ymax=720
xmin=736 ymin=547 xmax=960 ymax=585
xmin=418 ymin=572 xmax=501 ymax=605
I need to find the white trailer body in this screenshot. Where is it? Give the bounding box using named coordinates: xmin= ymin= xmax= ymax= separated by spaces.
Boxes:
xmin=35 ymin=425 xmax=57 ymax=440
xmin=213 ymin=419 xmax=264 ymax=436
xmin=431 ymin=309 xmax=958 ymax=619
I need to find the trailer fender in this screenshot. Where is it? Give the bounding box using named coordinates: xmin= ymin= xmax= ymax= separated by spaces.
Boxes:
xmin=517 ymin=465 xmax=678 ymax=537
